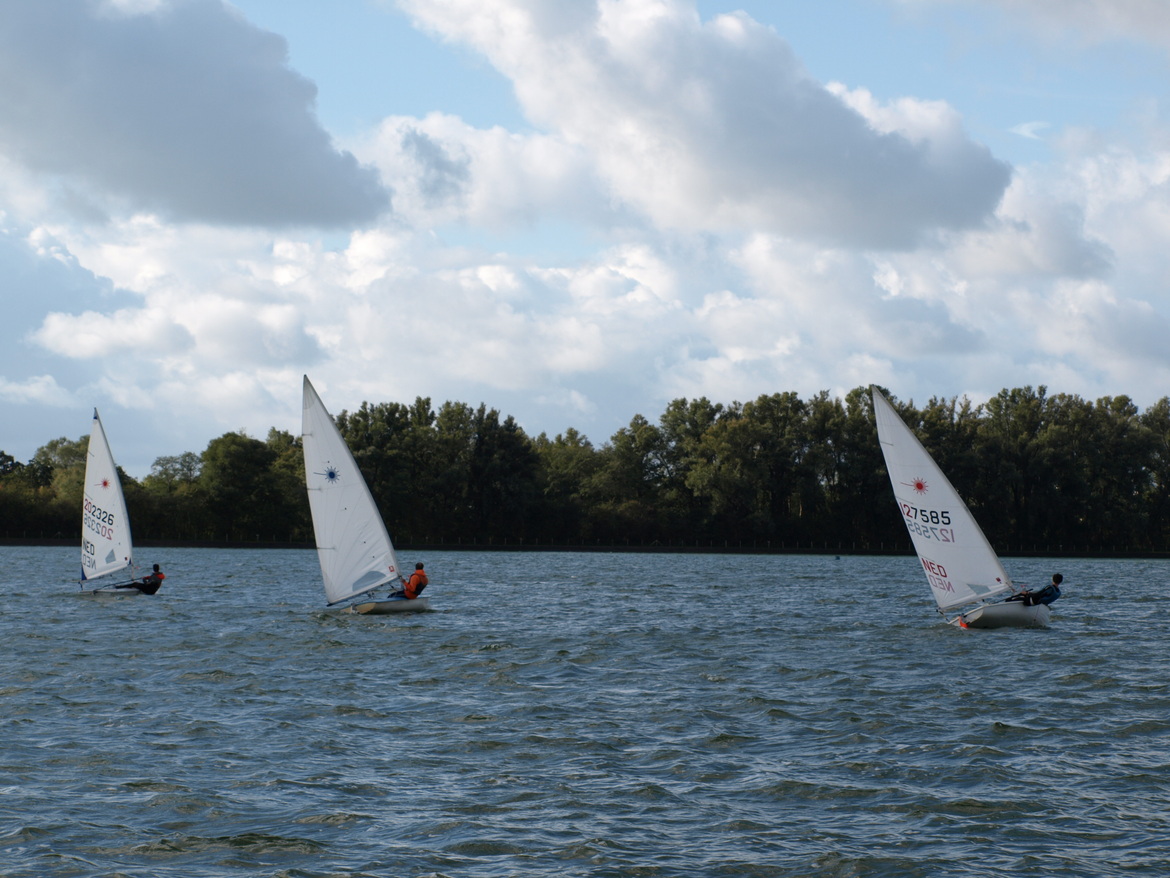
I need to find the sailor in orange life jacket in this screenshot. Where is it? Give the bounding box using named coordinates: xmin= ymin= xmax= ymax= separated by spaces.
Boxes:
xmin=391 ymin=562 xmax=428 ymax=600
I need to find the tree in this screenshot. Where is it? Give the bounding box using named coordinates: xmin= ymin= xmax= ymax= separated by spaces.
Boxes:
xmin=584 ymin=414 xmax=667 ymax=542
xmin=1140 ymin=397 xmax=1170 ymax=548
xmin=684 ymin=404 xmax=768 ymax=540
xmin=799 ymin=391 xmax=847 ymax=539
xmin=467 ymin=405 xmax=541 ymax=540
xmin=833 ymin=386 xmax=892 ymax=549
xmin=143 ymin=452 xmax=202 ymax=491
xmin=7 ymin=383 xmax=1170 ymax=552
xmin=534 ymin=428 xmax=599 ymax=542
xmin=0 ymin=450 xmax=19 ymax=477
xmin=199 ymin=432 xmax=286 ymax=540
xmin=973 ymin=386 xmax=1051 ymax=550
xmin=1079 ymin=395 xmax=1150 ymax=550
xmin=266 ymin=428 xmax=311 ymax=542
xmin=36 ymin=435 xmax=89 ymax=518
xmin=743 ymin=392 xmax=813 ymax=540
xmin=659 ymin=397 xmax=725 ymax=534
xmin=425 ymin=401 xmax=478 ymax=538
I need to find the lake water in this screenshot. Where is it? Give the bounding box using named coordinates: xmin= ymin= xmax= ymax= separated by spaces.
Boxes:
xmin=1 ymin=546 xmax=1166 ymax=877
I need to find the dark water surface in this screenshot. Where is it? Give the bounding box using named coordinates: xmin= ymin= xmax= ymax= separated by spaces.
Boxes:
xmin=1 ymin=547 xmax=1166 ymax=877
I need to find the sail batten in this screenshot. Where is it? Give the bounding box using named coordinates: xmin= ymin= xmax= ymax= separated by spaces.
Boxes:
xmin=872 ymin=388 xmax=1013 ymax=612
xmin=81 ymin=409 xmax=133 ymax=583
xmin=301 ymin=376 xmax=401 ymax=605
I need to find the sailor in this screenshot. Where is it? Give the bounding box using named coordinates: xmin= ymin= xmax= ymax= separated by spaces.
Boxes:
xmin=117 ymin=563 xmax=165 ymax=595
xmin=390 ymin=562 xmax=428 ymax=600
xmin=1008 ymin=573 xmax=1062 ymax=606
xmin=1025 ymin=573 xmax=1063 ymax=606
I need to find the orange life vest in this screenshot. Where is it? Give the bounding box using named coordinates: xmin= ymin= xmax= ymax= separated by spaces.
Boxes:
xmin=403 ymin=570 xmax=428 ymax=599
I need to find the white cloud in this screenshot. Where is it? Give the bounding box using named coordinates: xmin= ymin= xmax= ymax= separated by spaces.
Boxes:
xmin=396 ymin=0 xmax=1012 ymax=248
xmin=1010 ymin=121 xmax=1051 ymax=140
xmin=0 ymin=0 xmax=389 ymax=227
xmin=5 ymin=0 xmax=1170 ymax=473
xmin=361 ymin=113 xmax=609 ymax=232
xmin=946 ymin=174 xmax=1114 ymax=281
xmin=17 ymin=99 xmax=1169 ymax=455
xmin=34 ymin=307 xmax=194 ymax=359
xmin=914 ymin=0 xmax=1170 ymax=51
xmin=0 ymin=374 xmax=74 ymax=407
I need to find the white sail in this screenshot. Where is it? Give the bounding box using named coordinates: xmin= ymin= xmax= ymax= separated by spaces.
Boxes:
xmin=871 ymin=387 xmax=1013 ymax=611
xmin=81 ymin=409 xmax=134 ymax=582
xmin=301 ymin=376 xmax=402 ymax=605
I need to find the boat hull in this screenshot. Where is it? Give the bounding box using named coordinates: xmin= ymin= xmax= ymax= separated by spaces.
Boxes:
xmin=346 ymin=597 xmax=430 ymax=615
xmin=955 ymin=601 xmax=1051 ymax=629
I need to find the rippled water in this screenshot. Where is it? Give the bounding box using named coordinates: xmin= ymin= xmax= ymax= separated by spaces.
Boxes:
xmin=1 ymin=546 xmax=1166 ymax=877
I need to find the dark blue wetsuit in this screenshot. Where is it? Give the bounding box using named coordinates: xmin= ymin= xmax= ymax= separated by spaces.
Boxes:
xmin=1008 ymin=582 xmax=1061 ymax=606
xmin=1026 ymin=583 xmax=1061 ymax=606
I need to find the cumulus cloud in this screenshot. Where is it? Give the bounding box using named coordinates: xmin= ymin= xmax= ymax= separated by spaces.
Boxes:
xmin=900 ymin=0 xmax=1170 ymax=51
xmin=34 ymin=307 xmax=194 ymax=359
xmin=396 ymin=0 xmax=1011 ymax=248
xmin=6 ymin=0 xmax=1170 ymax=473
xmin=0 ymin=374 xmax=74 ymax=407
xmin=945 ymin=176 xmax=1114 ymax=281
xmin=0 ymin=0 xmax=389 ymax=227
xmin=362 ymin=113 xmax=609 ymax=232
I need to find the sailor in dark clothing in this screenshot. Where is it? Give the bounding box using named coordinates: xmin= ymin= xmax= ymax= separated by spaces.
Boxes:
xmin=117 ymin=563 xmax=165 ymax=595
xmin=1007 ymin=573 xmax=1062 ymax=606
xmin=1025 ymin=573 xmax=1063 ymax=606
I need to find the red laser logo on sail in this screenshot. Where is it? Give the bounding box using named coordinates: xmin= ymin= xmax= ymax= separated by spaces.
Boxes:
xmin=902 ymin=477 xmax=929 ymax=494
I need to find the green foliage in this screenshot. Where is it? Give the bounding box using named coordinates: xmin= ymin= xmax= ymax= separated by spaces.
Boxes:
xmin=144 ymin=452 xmax=202 ymax=490
xmin=6 ymin=386 xmax=1170 ymax=552
xmin=197 ymin=431 xmax=305 ymax=541
xmin=534 ymin=428 xmax=599 ymax=541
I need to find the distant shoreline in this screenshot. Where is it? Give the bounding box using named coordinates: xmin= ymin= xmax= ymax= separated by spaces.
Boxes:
xmin=1 ymin=536 xmax=1166 ymax=558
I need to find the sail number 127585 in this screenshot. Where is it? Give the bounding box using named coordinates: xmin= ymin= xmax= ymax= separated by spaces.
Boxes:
xmin=901 ymin=502 xmax=955 ymax=542
xmin=900 ymin=503 xmax=951 ymax=525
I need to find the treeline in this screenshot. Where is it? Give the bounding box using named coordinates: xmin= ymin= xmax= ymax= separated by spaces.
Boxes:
xmin=4 ymin=385 xmax=1170 ymax=554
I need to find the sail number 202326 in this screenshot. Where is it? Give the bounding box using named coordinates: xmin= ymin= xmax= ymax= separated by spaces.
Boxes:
xmin=900 ymin=502 xmax=955 ymax=542
xmin=83 ymin=497 xmax=117 ymax=539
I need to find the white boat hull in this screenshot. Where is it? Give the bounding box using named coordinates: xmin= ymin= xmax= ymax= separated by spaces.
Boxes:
xmin=346 ymin=597 xmax=430 ymax=615
xmin=955 ymin=601 xmax=1051 ymax=629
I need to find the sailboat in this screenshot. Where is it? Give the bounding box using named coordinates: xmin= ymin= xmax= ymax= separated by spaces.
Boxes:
xmin=871 ymin=387 xmax=1050 ymax=629
xmin=81 ymin=409 xmax=142 ymax=593
xmin=301 ymin=375 xmax=429 ymax=614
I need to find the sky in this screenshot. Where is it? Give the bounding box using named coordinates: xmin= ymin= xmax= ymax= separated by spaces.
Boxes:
xmin=2 ymin=0 xmax=1170 ymax=478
